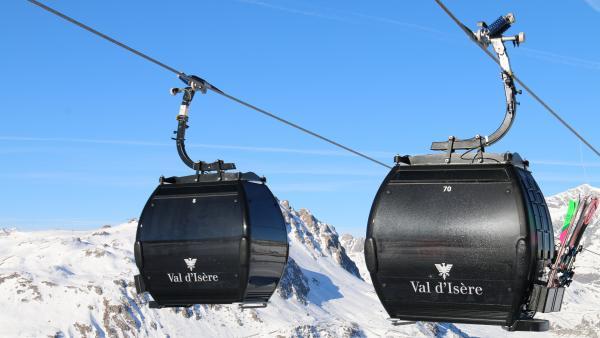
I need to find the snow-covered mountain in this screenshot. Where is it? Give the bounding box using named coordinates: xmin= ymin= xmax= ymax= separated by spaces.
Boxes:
xmin=341 ymin=184 xmax=600 ymax=338
xmin=0 ymin=201 xmax=426 ymax=338
xmin=339 ymin=234 xmax=370 ymax=284
xmin=0 ymin=185 xmax=598 ymax=337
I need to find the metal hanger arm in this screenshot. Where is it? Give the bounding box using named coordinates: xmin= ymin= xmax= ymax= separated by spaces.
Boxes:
xmin=431 ymin=14 xmax=523 ymax=152
xmin=172 ymin=77 xmax=236 ymax=173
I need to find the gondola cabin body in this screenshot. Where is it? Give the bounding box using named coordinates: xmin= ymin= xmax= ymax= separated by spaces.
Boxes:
xmin=134 ymin=173 xmax=289 ymax=308
xmin=134 ymin=77 xmax=289 ymax=308
xmin=365 ymin=153 xmax=557 ymax=330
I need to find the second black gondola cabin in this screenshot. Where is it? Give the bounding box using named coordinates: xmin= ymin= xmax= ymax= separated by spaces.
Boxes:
xmin=365 ymin=153 xmax=558 ymax=331
xmin=364 ymin=12 xmax=570 ymax=331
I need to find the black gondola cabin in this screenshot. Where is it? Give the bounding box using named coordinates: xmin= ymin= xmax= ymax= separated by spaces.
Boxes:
xmin=364 ymin=12 xmax=570 ymax=331
xmin=134 ymin=174 xmax=289 ymax=308
xmin=365 ymin=153 xmax=558 ymax=331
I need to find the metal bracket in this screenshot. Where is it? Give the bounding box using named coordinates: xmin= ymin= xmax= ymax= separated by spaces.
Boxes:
xmin=394 ymin=154 xmax=410 ymax=166
xmin=503 ymin=318 xmax=550 ymax=332
xmin=162 ymin=171 xmax=266 ymax=184
xmin=387 ymin=318 xmax=416 ymax=326
xmin=170 ymin=76 xmax=236 ymax=174
xmin=431 ymin=13 xmax=524 ymax=154
xmin=445 ymin=136 xmax=455 ymax=163
xmin=239 ymin=302 xmax=267 ymax=309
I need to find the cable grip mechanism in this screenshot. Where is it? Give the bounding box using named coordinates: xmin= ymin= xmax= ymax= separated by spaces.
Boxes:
xmin=431 ymin=13 xmax=525 ymax=156
xmin=170 ymin=74 xmax=236 ymax=176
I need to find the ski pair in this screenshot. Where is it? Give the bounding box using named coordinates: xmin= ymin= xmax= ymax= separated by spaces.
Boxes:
xmin=548 ymin=195 xmax=598 ymax=287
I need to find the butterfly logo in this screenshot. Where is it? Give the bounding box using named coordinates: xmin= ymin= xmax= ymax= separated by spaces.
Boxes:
xmin=184 ymin=258 xmax=197 ymax=271
xmin=435 ymin=263 xmax=453 ymax=280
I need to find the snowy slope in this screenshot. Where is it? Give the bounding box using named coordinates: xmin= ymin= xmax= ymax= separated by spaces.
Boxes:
xmin=340 ymin=184 xmax=600 ymax=338
xmin=0 ymin=186 xmax=598 ymax=338
xmin=0 ymin=202 xmax=430 ymax=338
xmin=339 ymin=234 xmax=370 ymax=284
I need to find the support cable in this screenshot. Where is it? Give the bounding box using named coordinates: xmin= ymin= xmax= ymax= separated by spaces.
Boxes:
xmin=433 ymin=0 xmax=600 ymax=159
xmin=28 ymin=0 xmax=600 ymax=163
xmin=27 ymin=0 xmax=392 ymax=170
xmin=432 ymin=0 xmax=600 ymax=258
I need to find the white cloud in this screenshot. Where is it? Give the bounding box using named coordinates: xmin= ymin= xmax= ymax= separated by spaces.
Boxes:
xmin=584 ymin=0 xmax=600 ymax=12
xmin=237 ymin=1 xmax=600 ymax=72
xmin=531 ymin=160 xmax=600 ymax=168
xmin=520 ymin=47 xmax=600 ymax=71
xmin=0 ymin=136 xmax=349 ymax=157
xmin=237 ymin=0 xmax=352 ymax=23
xmin=272 ymin=179 xmax=375 ymax=193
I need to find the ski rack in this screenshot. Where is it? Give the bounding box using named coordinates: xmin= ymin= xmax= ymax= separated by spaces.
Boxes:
xmin=431 ymin=13 xmax=524 ymax=158
xmin=526 ymin=196 xmax=598 ymax=317
xmin=547 ymin=196 xmax=599 ymax=287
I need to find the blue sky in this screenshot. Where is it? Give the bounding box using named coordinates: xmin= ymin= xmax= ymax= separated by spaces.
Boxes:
xmin=1 ymin=0 xmax=599 ymax=235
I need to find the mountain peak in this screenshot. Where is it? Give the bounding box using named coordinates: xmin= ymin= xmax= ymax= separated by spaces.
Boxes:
xmin=282 ymin=202 xmax=361 ymax=279
xmin=0 ymin=228 xmax=17 ymax=236
xmin=0 ymin=200 xmax=389 ymax=337
xmin=546 ymin=184 xmax=600 ymax=217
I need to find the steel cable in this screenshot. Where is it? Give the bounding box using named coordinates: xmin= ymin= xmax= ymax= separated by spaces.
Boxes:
xmin=433 ymin=0 xmax=600 ymax=159
xmin=432 ymin=0 xmax=600 ymax=258
xmin=27 ymin=0 xmax=600 ymax=259
xmin=27 ymin=0 xmax=392 ymax=170
xmin=28 ymin=0 xmax=600 ymax=164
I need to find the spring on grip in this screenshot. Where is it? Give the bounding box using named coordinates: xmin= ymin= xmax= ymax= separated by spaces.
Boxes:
xmin=487 ymin=14 xmax=514 ymax=37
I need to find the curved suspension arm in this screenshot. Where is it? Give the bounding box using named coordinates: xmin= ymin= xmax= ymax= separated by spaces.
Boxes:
xmin=175 ymin=115 xmax=200 ymax=171
xmin=174 ymin=87 xmax=198 ymax=170
xmin=431 ymin=15 xmax=523 ymax=152
xmin=173 ymin=77 xmax=236 ymax=173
